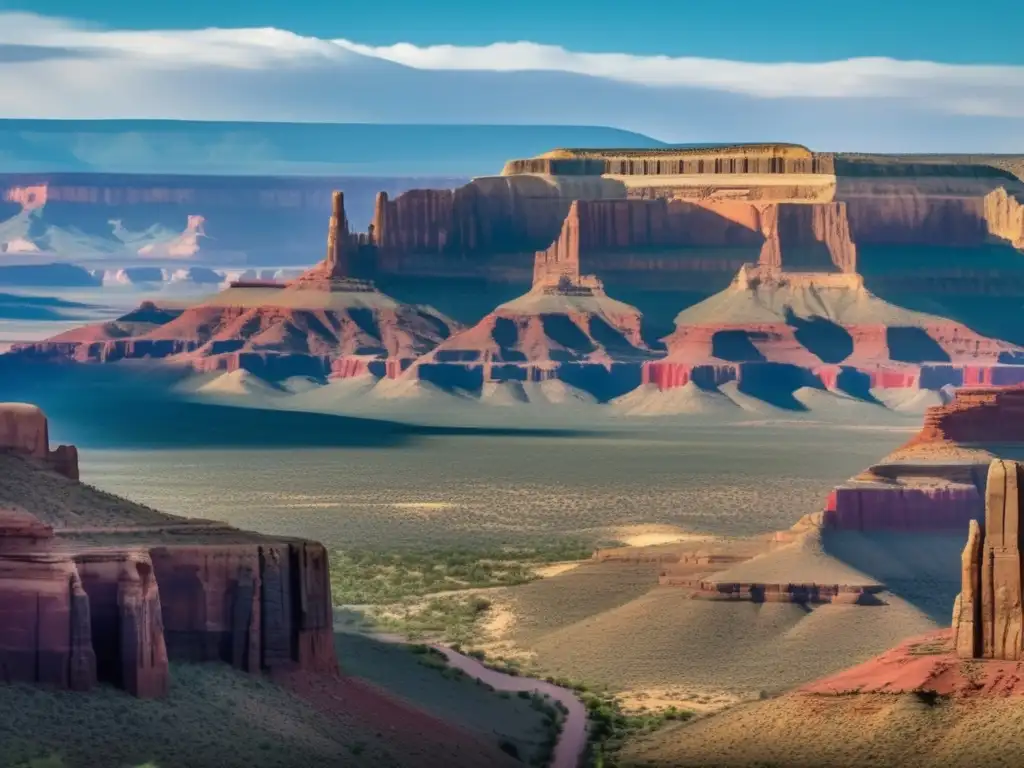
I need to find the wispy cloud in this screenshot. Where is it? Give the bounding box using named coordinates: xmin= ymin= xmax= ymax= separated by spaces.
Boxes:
xmin=333 ymin=39 xmax=1024 ymax=111
xmin=0 ymin=13 xmax=1021 ymax=148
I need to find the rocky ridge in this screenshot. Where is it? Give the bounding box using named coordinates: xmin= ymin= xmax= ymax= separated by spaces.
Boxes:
xmin=0 ymin=403 xmax=336 ymax=698
xmin=366 ymin=146 xmax=1024 ymax=294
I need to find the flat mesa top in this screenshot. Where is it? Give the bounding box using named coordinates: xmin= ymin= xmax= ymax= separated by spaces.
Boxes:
xmin=536 ymin=143 xmax=813 ymax=160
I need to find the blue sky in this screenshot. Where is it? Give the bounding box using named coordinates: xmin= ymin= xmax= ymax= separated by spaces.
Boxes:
xmin=0 ymin=0 xmax=1019 ymax=64
xmin=0 ymin=5 xmax=1019 ymax=149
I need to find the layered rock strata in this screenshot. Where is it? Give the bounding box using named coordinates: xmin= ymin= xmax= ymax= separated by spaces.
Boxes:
xmin=0 ymin=403 xmax=337 ymax=697
xmin=404 ymin=201 xmax=657 ymax=400
xmin=663 ymin=578 xmax=884 ymax=604
xmin=10 ymin=192 xmax=458 ymax=381
xmin=953 ymin=459 xmax=1024 ymax=659
xmin=368 ymin=147 xmax=1024 ymax=294
xmin=641 ymin=266 xmax=1024 ymax=397
xmin=820 ymin=387 xmax=1024 ymax=532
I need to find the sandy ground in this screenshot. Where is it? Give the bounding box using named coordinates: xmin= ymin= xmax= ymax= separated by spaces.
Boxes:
xmin=608 ymin=523 xmax=719 ymax=548
xmin=473 ymin=528 xmax=961 ymax=703
xmin=616 ymin=687 xmax=743 ymax=716
xmin=619 ymin=694 xmax=1024 ymax=768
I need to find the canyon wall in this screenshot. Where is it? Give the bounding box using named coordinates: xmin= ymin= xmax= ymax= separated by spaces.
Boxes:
xmin=0 ymin=174 xmax=464 ymax=266
xmin=525 ymin=198 xmax=856 ymax=287
xmin=0 ymin=403 xmax=338 ymax=698
xmin=363 ymin=151 xmax=1024 ymax=293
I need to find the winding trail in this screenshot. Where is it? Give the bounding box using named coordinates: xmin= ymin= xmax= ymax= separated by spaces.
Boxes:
xmin=367 ymin=632 xmax=588 ymax=768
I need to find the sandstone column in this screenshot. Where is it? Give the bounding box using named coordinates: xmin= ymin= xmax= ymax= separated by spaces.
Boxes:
xmin=325 ymin=191 xmax=349 ymax=279
xmin=953 ymin=519 xmax=981 ymax=657
xmin=980 ymin=459 xmax=1024 ymax=660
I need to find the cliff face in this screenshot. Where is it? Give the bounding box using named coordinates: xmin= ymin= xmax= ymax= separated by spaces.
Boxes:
xmin=0 ymin=403 xmax=338 ymax=698
xmin=906 ymin=386 xmax=1024 ymax=446
xmin=984 ymin=188 xmax=1024 ymax=249
xmin=640 ymin=262 xmax=1024 ymax=397
xmin=363 ymin=152 xmax=1024 ymax=295
xmin=405 ymin=201 xmax=657 ymax=400
xmin=0 ymin=508 xmax=97 ymax=692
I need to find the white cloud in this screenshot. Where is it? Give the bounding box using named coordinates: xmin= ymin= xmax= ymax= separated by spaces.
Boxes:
xmin=333 ymin=39 xmax=1024 ymax=105
xmin=0 ymin=12 xmax=1021 ymax=149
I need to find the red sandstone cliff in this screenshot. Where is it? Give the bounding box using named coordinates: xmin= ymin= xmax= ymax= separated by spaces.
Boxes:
xmin=814 ymin=387 xmax=1024 ymax=533
xmin=0 ymin=403 xmax=337 ymax=698
xmin=903 ymin=386 xmax=1024 ymax=448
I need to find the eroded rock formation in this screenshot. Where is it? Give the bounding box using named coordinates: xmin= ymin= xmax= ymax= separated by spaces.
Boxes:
xmin=11 ymin=193 xmax=458 ymax=381
xmin=366 ymin=147 xmax=1024 ymax=296
xmin=954 ymin=459 xmax=1024 ymax=659
xmin=818 ymin=388 xmax=1024 ymax=533
xmin=0 ymin=403 xmax=79 ymax=480
xmin=403 ymin=201 xmax=656 ymax=400
xmin=0 ymin=404 xmax=337 ymax=697
xmin=906 ymin=386 xmax=1024 ymax=448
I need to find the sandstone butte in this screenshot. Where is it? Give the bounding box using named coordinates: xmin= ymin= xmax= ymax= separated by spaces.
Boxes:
xmin=400 ymin=200 xmax=658 ymax=400
xmin=0 ymin=402 xmax=335 ymax=698
xmin=11 ymin=192 xmax=459 ymax=381
xmin=812 ymin=386 xmax=1024 ymax=532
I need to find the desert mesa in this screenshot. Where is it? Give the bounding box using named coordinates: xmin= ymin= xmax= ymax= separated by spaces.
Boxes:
xmin=8 ymin=143 xmax=1024 ymax=413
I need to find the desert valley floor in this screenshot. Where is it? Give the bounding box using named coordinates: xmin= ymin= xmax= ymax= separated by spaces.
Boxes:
xmin=80 ymin=424 xmax=907 ymax=548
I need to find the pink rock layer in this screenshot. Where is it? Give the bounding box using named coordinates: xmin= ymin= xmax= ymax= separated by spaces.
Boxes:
xmin=906 ymin=385 xmax=1024 ymax=446
xmin=0 ymin=404 xmax=337 ymax=698
xmin=822 ymin=484 xmax=983 ymax=531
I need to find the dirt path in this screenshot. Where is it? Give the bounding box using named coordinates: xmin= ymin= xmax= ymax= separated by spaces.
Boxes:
xmin=368 ymin=632 xmax=588 ymax=768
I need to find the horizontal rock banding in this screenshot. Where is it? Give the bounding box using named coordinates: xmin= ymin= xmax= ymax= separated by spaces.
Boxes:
xmin=0 ymin=404 xmax=338 ymax=698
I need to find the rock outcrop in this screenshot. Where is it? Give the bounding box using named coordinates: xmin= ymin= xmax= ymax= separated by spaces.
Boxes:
xmin=367 ymin=148 xmax=1024 ymax=297
xmin=0 ymin=403 xmax=79 ymax=480
xmin=953 ymin=459 xmax=1024 ymax=660
xmin=402 ymin=201 xmax=657 ymax=400
xmin=816 ymin=387 xmax=1024 ymax=533
xmin=0 ymin=403 xmax=338 ymax=698
xmin=639 ymin=265 xmax=1024 ymax=400
xmin=10 ymin=192 xmax=459 ymax=381
xmin=908 ymin=385 xmax=1024 ymax=447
